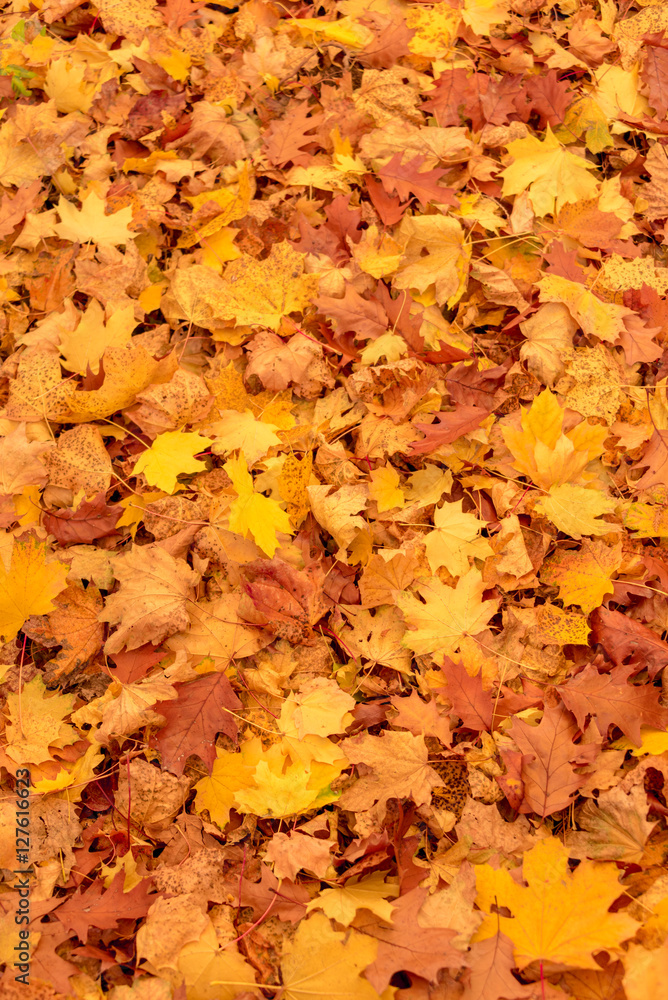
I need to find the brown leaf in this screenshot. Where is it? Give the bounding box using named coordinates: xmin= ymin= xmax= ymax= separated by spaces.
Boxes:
xmin=154 ymin=671 xmax=242 ymax=775
xmin=43 ymin=492 xmax=122 ymax=546
xmin=355 ymin=887 xmax=465 ymax=992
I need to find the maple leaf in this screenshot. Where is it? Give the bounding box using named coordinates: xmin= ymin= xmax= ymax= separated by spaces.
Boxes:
xmin=410 ymin=406 xmax=490 ymax=454
xmin=100 ymin=543 xmax=199 ymax=653
xmin=378 ymin=153 xmax=453 ymax=208
xmin=508 ymin=704 xmax=591 ymax=817
xmin=397 ymin=569 xmax=500 ymax=658
xmin=43 ymin=492 xmax=122 ymax=546
xmin=4 ymin=675 xmax=77 ymax=766
xmin=264 ymin=102 xmax=323 ymax=168
xmin=439 ymin=657 xmax=494 ymax=732
xmin=54 ymin=192 xmax=135 ymax=247
xmin=132 ymin=429 xmax=212 ymax=494
xmin=154 ymin=671 xmax=242 ymax=776
xmin=339 ymin=730 xmax=441 ymax=814
xmin=161 ymin=0 xmax=206 ymax=30
xmin=539 ymin=539 xmax=622 ymax=614
xmin=424 ymin=499 xmax=493 ymax=576
xmin=463 ymin=933 xmax=535 ymax=1000
xmin=194 ymin=739 xmax=261 ymax=830
xmin=0 ymin=534 xmax=68 ymax=641
xmin=560 ymin=662 xmax=668 ymax=746
xmin=501 ymin=124 xmax=599 ymax=217
xmin=224 ymin=452 xmax=292 ymax=557
xmin=281 ymin=911 xmax=383 ymax=1000
xmin=307 ymin=872 xmax=399 ymax=926
xmin=590 ymin=606 xmax=668 ymax=679
xmin=534 ymin=484 xmax=619 ymax=539
xmin=474 ymin=836 xmax=638 ymax=969
xmin=357 ymin=887 xmax=464 ymax=992
xmin=502 ymin=389 xmax=608 ymax=491
xmin=22 ymin=581 xmax=104 ymax=680
xmin=566 ymin=785 xmax=657 ymax=863
xmin=394 ymin=214 xmax=471 ymax=308
xmin=55 ymin=871 xmax=154 ymax=942
xmin=317 ymin=285 xmax=389 ymax=341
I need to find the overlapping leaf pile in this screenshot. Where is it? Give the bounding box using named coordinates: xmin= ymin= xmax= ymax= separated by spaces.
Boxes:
xmin=1 ymin=0 xmax=668 ymax=997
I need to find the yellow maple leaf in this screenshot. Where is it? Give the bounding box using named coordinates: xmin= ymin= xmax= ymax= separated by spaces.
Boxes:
xmin=369 ymin=466 xmax=405 ymax=513
xmin=424 ymin=500 xmax=493 ymax=576
xmin=474 ymin=837 xmax=638 ymax=968
xmin=535 ymin=484 xmax=620 ymax=538
xmin=132 ymin=430 xmax=212 ymax=494
xmin=179 ymin=922 xmax=259 ymax=1000
xmin=4 ymin=675 xmax=78 ymax=766
xmin=278 ymin=678 xmax=356 ymax=739
xmin=224 ymin=452 xmax=292 ymax=557
xmin=54 ymin=192 xmax=135 ymax=247
xmin=306 ymin=872 xmax=399 ymax=926
xmin=194 ymin=739 xmax=262 ymax=830
xmin=233 ymin=758 xmax=325 ymax=818
xmin=59 ymin=299 xmax=136 ymax=375
xmin=538 ymin=273 xmax=631 ymax=343
xmin=394 ymin=214 xmax=470 ymax=308
xmin=502 ymin=389 xmax=608 ymax=491
xmin=397 ymin=568 xmax=500 ymax=657
xmin=209 ymin=410 xmax=281 ymax=466
xmin=171 ymin=242 xmax=318 ymax=331
xmin=540 ymin=539 xmax=622 ymax=614
xmin=501 ymin=125 xmax=599 ymax=217
xmin=0 ymin=535 xmax=68 ymax=642
xmin=281 ymin=912 xmax=383 ymax=1000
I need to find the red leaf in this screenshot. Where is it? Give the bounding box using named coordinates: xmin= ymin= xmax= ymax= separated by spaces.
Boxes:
xmin=590 ymin=606 xmax=668 ymax=679
xmin=377 ymin=153 xmax=455 ymax=208
xmin=356 ymin=887 xmax=465 ymax=992
xmin=109 ymin=644 xmax=165 ymax=684
xmin=409 ymin=406 xmax=490 ymax=454
xmin=154 ymin=672 xmax=242 ymax=775
xmin=525 ymin=70 xmax=572 ymax=127
xmin=643 ymin=33 xmax=668 ymax=118
xmin=264 ymin=103 xmax=323 ymax=168
xmin=508 ymin=704 xmax=594 ymax=818
xmin=43 ymin=492 xmax=122 ymax=546
xmin=55 ymin=871 xmax=154 ymax=942
xmin=560 ymin=662 xmax=668 ymax=746
xmin=317 ymin=284 xmax=389 ymax=340
xmin=439 ymin=657 xmax=493 ymax=731
xmin=463 ymin=932 xmax=536 ymax=1000
xmin=160 ymin=0 xmax=206 ymax=30
xmin=365 ymin=172 xmax=408 ymax=225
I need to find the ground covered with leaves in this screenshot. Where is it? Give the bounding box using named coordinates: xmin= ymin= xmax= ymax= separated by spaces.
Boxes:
xmin=2 ymin=0 xmax=668 ymax=997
